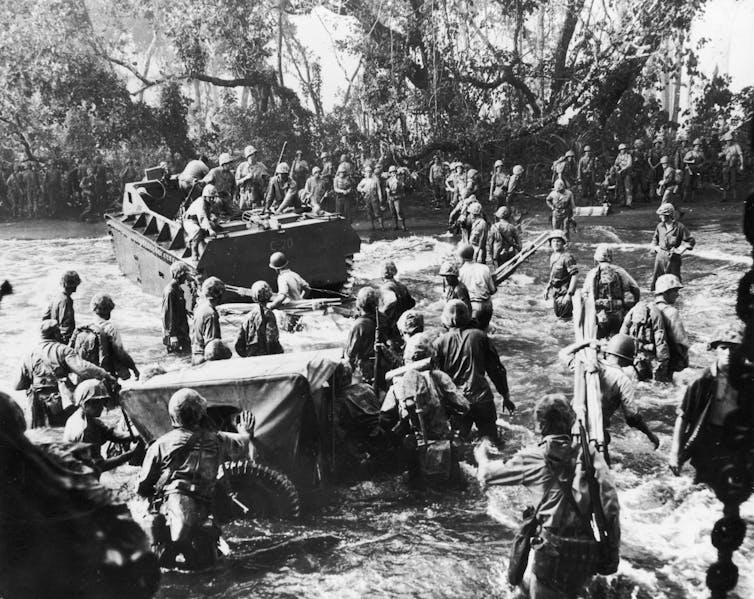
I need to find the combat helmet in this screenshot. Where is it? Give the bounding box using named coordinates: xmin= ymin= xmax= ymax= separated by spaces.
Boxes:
xmin=654 ymin=274 xmax=683 ymax=295
xmin=709 ymin=323 xmax=744 ymax=349
xmin=276 ymin=162 xmax=290 ymax=175
xmin=168 ymin=388 xmax=208 ymax=427
xmin=604 ymin=333 xmax=637 ymax=366
xmin=250 ymin=280 xmax=273 ymax=303
xmin=438 ymin=261 xmax=459 ymax=277
xmin=548 ymin=229 xmax=568 ymax=243
xmin=269 ymin=252 xmax=289 ymax=269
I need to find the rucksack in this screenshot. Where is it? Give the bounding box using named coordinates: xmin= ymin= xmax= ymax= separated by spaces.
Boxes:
xmin=624 ymin=301 xmax=658 ymax=353
xmin=593 ymin=264 xmax=624 ymax=307
xmin=69 ymin=324 xmax=102 ymax=365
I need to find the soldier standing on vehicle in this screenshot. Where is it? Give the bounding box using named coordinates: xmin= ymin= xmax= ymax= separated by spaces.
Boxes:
xmin=183 ymin=184 xmax=222 ymax=260
xmin=487 ymin=206 xmax=521 ymax=268
xmin=43 ymin=270 xmax=81 ymax=344
xmin=137 ymin=388 xmax=255 ymax=569
xmin=544 ymin=230 xmax=578 ymax=320
xmin=720 ymin=132 xmax=744 ymax=202
xmin=291 ymin=150 xmax=310 ymax=190
xmin=614 ymin=143 xmax=633 ymax=207
xmin=546 ymin=179 xmax=576 ymax=239
xmin=236 ymin=145 xmax=267 ymax=210
xmin=475 ymin=395 xmax=620 ymax=598
xmin=203 ymin=153 xmax=236 ymax=211
xmin=433 ymin=300 xmax=514 ymax=445
xmin=577 ymin=146 xmax=596 ymax=202
xmin=650 ymin=202 xmax=695 ymax=291
xmin=15 ymin=320 xmax=114 ymax=428
xmin=191 ymin=277 xmax=224 ymax=366
xmin=162 ymin=261 xmax=192 ymax=354
xmin=668 ymin=323 xmax=743 ymax=483
xmin=582 ymin=245 xmax=640 ymax=339
xmin=301 ymin=166 xmax=326 ymax=212
xmin=438 ymin=261 xmax=472 ymax=314
xmin=235 ymin=281 xmax=283 ymax=357
xmin=386 ymin=165 xmax=408 ymax=231
xmin=265 ymin=162 xmax=300 ymax=214
xmin=489 ymin=160 xmax=509 ymax=207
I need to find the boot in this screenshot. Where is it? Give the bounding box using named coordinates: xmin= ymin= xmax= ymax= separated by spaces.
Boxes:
xmin=399 ymin=218 xmax=407 ymax=231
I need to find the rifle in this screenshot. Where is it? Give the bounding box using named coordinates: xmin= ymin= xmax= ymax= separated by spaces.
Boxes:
xmin=373 ymin=309 xmax=381 ymax=395
xmin=493 ymin=230 xmax=551 ymax=284
xmin=277 ymin=141 xmax=288 ymax=171
xmin=578 ymin=421 xmax=611 ymax=555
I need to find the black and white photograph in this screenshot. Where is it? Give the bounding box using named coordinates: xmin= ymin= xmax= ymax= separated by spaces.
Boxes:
xmin=0 ymin=0 xmax=752 ymax=597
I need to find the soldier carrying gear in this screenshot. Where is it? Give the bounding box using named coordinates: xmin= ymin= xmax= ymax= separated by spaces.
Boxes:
xmin=357 ymin=163 xmax=385 ymax=230
xmin=291 ymin=149 xmax=310 ymax=190
xmin=202 ymin=153 xmax=236 ymax=210
xmin=650 ymin=202 xmax=695 ymax=291
xmin=681 ymin=140 xmax=704 ymax=203
xmin=333 ymin=161 xmax=355 ymax=221
xmin=545 ymin=229 xmax=579 ymax=319
xmin=268 ymin=251 xmax=310 ymax=312
xmin=138 ymin=388 xmax=255 ymax=569
xmin=235 ymin=280 xmax=283 ymax=358
xmin=466 ymin=201 xmax=488 ymax=263
xmin=191 ymin=277 xmax=224 ymax=365
xmin=386 ymin=165 xmax=408 ymax=231
xmin=15 ymin=319 xmax=114 ymax=428
xmin=552 ymin=151 xmax=577 ymax=188
xmin=458 ymin=243 xmax=497 ymax=330
xmin=721 ymin=132 xmax=744 ymax=202
xmin=657 ymin=155 xmax=680 ymax=203
xmin=582 ymin=244 xmax=640 ymax=339
xmin=236 ymin=145 xmax=268 ymax=210
xmin=439 ymin=260 xmax=472 ymax=314
xmin=43 ymin=270 xmax=82 ymax=344
xmin=487 ymin=205 xmax=521 ymax=267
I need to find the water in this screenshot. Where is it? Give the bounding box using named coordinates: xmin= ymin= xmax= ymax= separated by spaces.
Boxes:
xmin=1 ymin=207 xmax=753 ymax=599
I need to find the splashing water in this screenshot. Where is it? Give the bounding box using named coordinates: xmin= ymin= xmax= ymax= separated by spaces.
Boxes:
xmin=0 ymin=213 xmax=752 ymax=598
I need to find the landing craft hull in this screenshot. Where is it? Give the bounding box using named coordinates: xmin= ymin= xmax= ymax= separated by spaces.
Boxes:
xmin=105 ymin=178 xmax=361 ymax=302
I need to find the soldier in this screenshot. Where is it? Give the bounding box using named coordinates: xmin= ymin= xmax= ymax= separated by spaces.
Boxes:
xmin=648 ymin=137 xmax=665 ymax=201
xmin=234 ymin=281 xmax=283 ymax=357
xmin=487 ymin=206 xmax=521 ymax=268
xmin=44 ymin=270 xmax=81 ymax=344
xmin=236 ymin=145 xmax=268 ymax=210
xmin=546 ymin=179 xmax=576 ymax=239
xmin=333 ymin=162 xmax=354 ymax=221
xmin=544 ymin=230 xmax=578 ymax=319
xmin=183 ymin=184 xmax=222 ymax=260
xmin=467 ymin=201 xmax=488 ymax=263
xmin=577 ymin=146 xmax=596 ymax=202
xmin=357 ymin=164 xmax=384 ymax=230
xmin=44 ymin=160 xmax=63 ymax=217
xmin=320 ymin=151 xmax=334 ymax=210
xmin=268 ymin=251 xmax=310 ymax=309
xmin=302 ymin=166 xmax=327 ymax=212
xmin=438 ymin=261 xmax=472 ymax=314
xmin=668 ymin=323 xmax=744 ymax=483
xmin=15 ymin=320 xmax=114 ymax=428
xmin=93 ymin=156 xmax=109 ymax=214
xmin=489 ymin=160 xmax=509 ymax=207
xmin=429 ymin=155 xmax=446 ymax=207
xmin=475 ymin=395 xmax=620 ymax=598
xmin=79 ymin=166 xmax=96 ymax=221
xmin=582 ymin=245 xmax=640 ymax=339
xmin=291 ymin=150 xmax=310 ymax=190
xmin=264 ymin=162 xmax=299 ymax=213
xmin=338 ymin=153 xmax=354 ymax=177
xmin=120 ymin=158 xmax=139 ymax=187
xmin=650 ymin=202 xmax=695 ymax=291
xmin=464 ymin=168 xmax=480 ymax=201
xmin=433 ymin=300 xmax=514 ymax=444
xmin=552 ymin=150 xmax=577 ymax=188
xmin=202 ymin=153 xmax=236 ymax=210
xmin=380 ymin=261 xmax=416 ymax=340
xmin=386 ymin=165 xmax=408 ymax=231
xmin=507 ymin=165 xmax=525 ymax=204
xmin=631 ymin=139 xmax=649 ymax=202
xmin=162 ymin=261 xmax=192 ymax=354
xmin=720 ymin=132 xmax=744 ymax=202
xmin=137 ymin=389 xmax=254 ymax=569
xmin=445 ymin=162 xmax=466 ymax=208
xmin=656 ymin=156 xmax=680 ymax=204
xmin=681 ymin=139 xmax=704 ymax=203
xmin=458 ymin=243 xmax=496 ymax=330
xmin=614 ymin=143 xmax=633 ymax=207
xmin=191 ymin=277 xmax=224 ymax=365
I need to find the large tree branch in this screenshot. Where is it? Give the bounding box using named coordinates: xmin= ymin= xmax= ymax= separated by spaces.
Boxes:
xmin=548 ymin=0 xmax=586 ymax=106
xmin=0 ymin=115 xmax=37 ymax=161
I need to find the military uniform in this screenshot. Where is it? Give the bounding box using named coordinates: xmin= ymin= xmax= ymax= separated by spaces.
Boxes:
xmin=487 ymin=220 xmax=521 ymax=267
xmin=613 ymin=153 xmax=633 ymax=206
xmin=236 ymin=160 xmax=268 ymax=209
xmin=234 ymin=304 xmax=282 ymax=357
xmin=459 ymin=261 xmax=497 ymax=330
xmin=265 ymin=175 xmax=299 ymax=213
xmin=546 ymin=189 xmax=575 ymax=238
xmin=190 ymin=299 xmax=221 ymax=364
xmin=577 ymin=155 xmax=596 ymax=201
xmin=650 ymin=220 xmax=695 ymax=291
xmin=44 ymin=292 xmax=76 ymax=344
xmin=162 ymin=280 xmax=191 ymax=353
xmin=548 ymin=251 xmax=578 ymax=319
xmin=202 ymin=167 xmax=235 ymax=208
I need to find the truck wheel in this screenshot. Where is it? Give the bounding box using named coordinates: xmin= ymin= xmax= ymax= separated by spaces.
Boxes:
xmin=214 ymin=460 xmax=300 ymax=522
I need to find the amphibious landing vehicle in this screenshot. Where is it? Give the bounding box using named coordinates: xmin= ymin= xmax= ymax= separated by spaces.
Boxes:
xmin=105 ymin=167 xmax=360 ymax=303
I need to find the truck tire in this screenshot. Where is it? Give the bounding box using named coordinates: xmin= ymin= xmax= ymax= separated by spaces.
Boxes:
xmin=214 ymin=460 xmax=301 ymax=522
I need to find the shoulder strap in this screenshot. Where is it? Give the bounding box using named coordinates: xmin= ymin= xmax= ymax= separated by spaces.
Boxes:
xmin=154 ymin=430 xmax=204 ymax=494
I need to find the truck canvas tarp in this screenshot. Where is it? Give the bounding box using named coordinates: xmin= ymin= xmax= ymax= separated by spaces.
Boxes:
xmin=119 ymin=349 xmax=343 ymax=492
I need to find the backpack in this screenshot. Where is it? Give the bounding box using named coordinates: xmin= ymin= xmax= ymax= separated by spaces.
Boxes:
xmin=593 ymin=264 xmax=624 ymax=309
xmin=624 ymin=301 xmax=658 ymax=353
xmin=69 ymin=324 xmax=102 ymax=365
